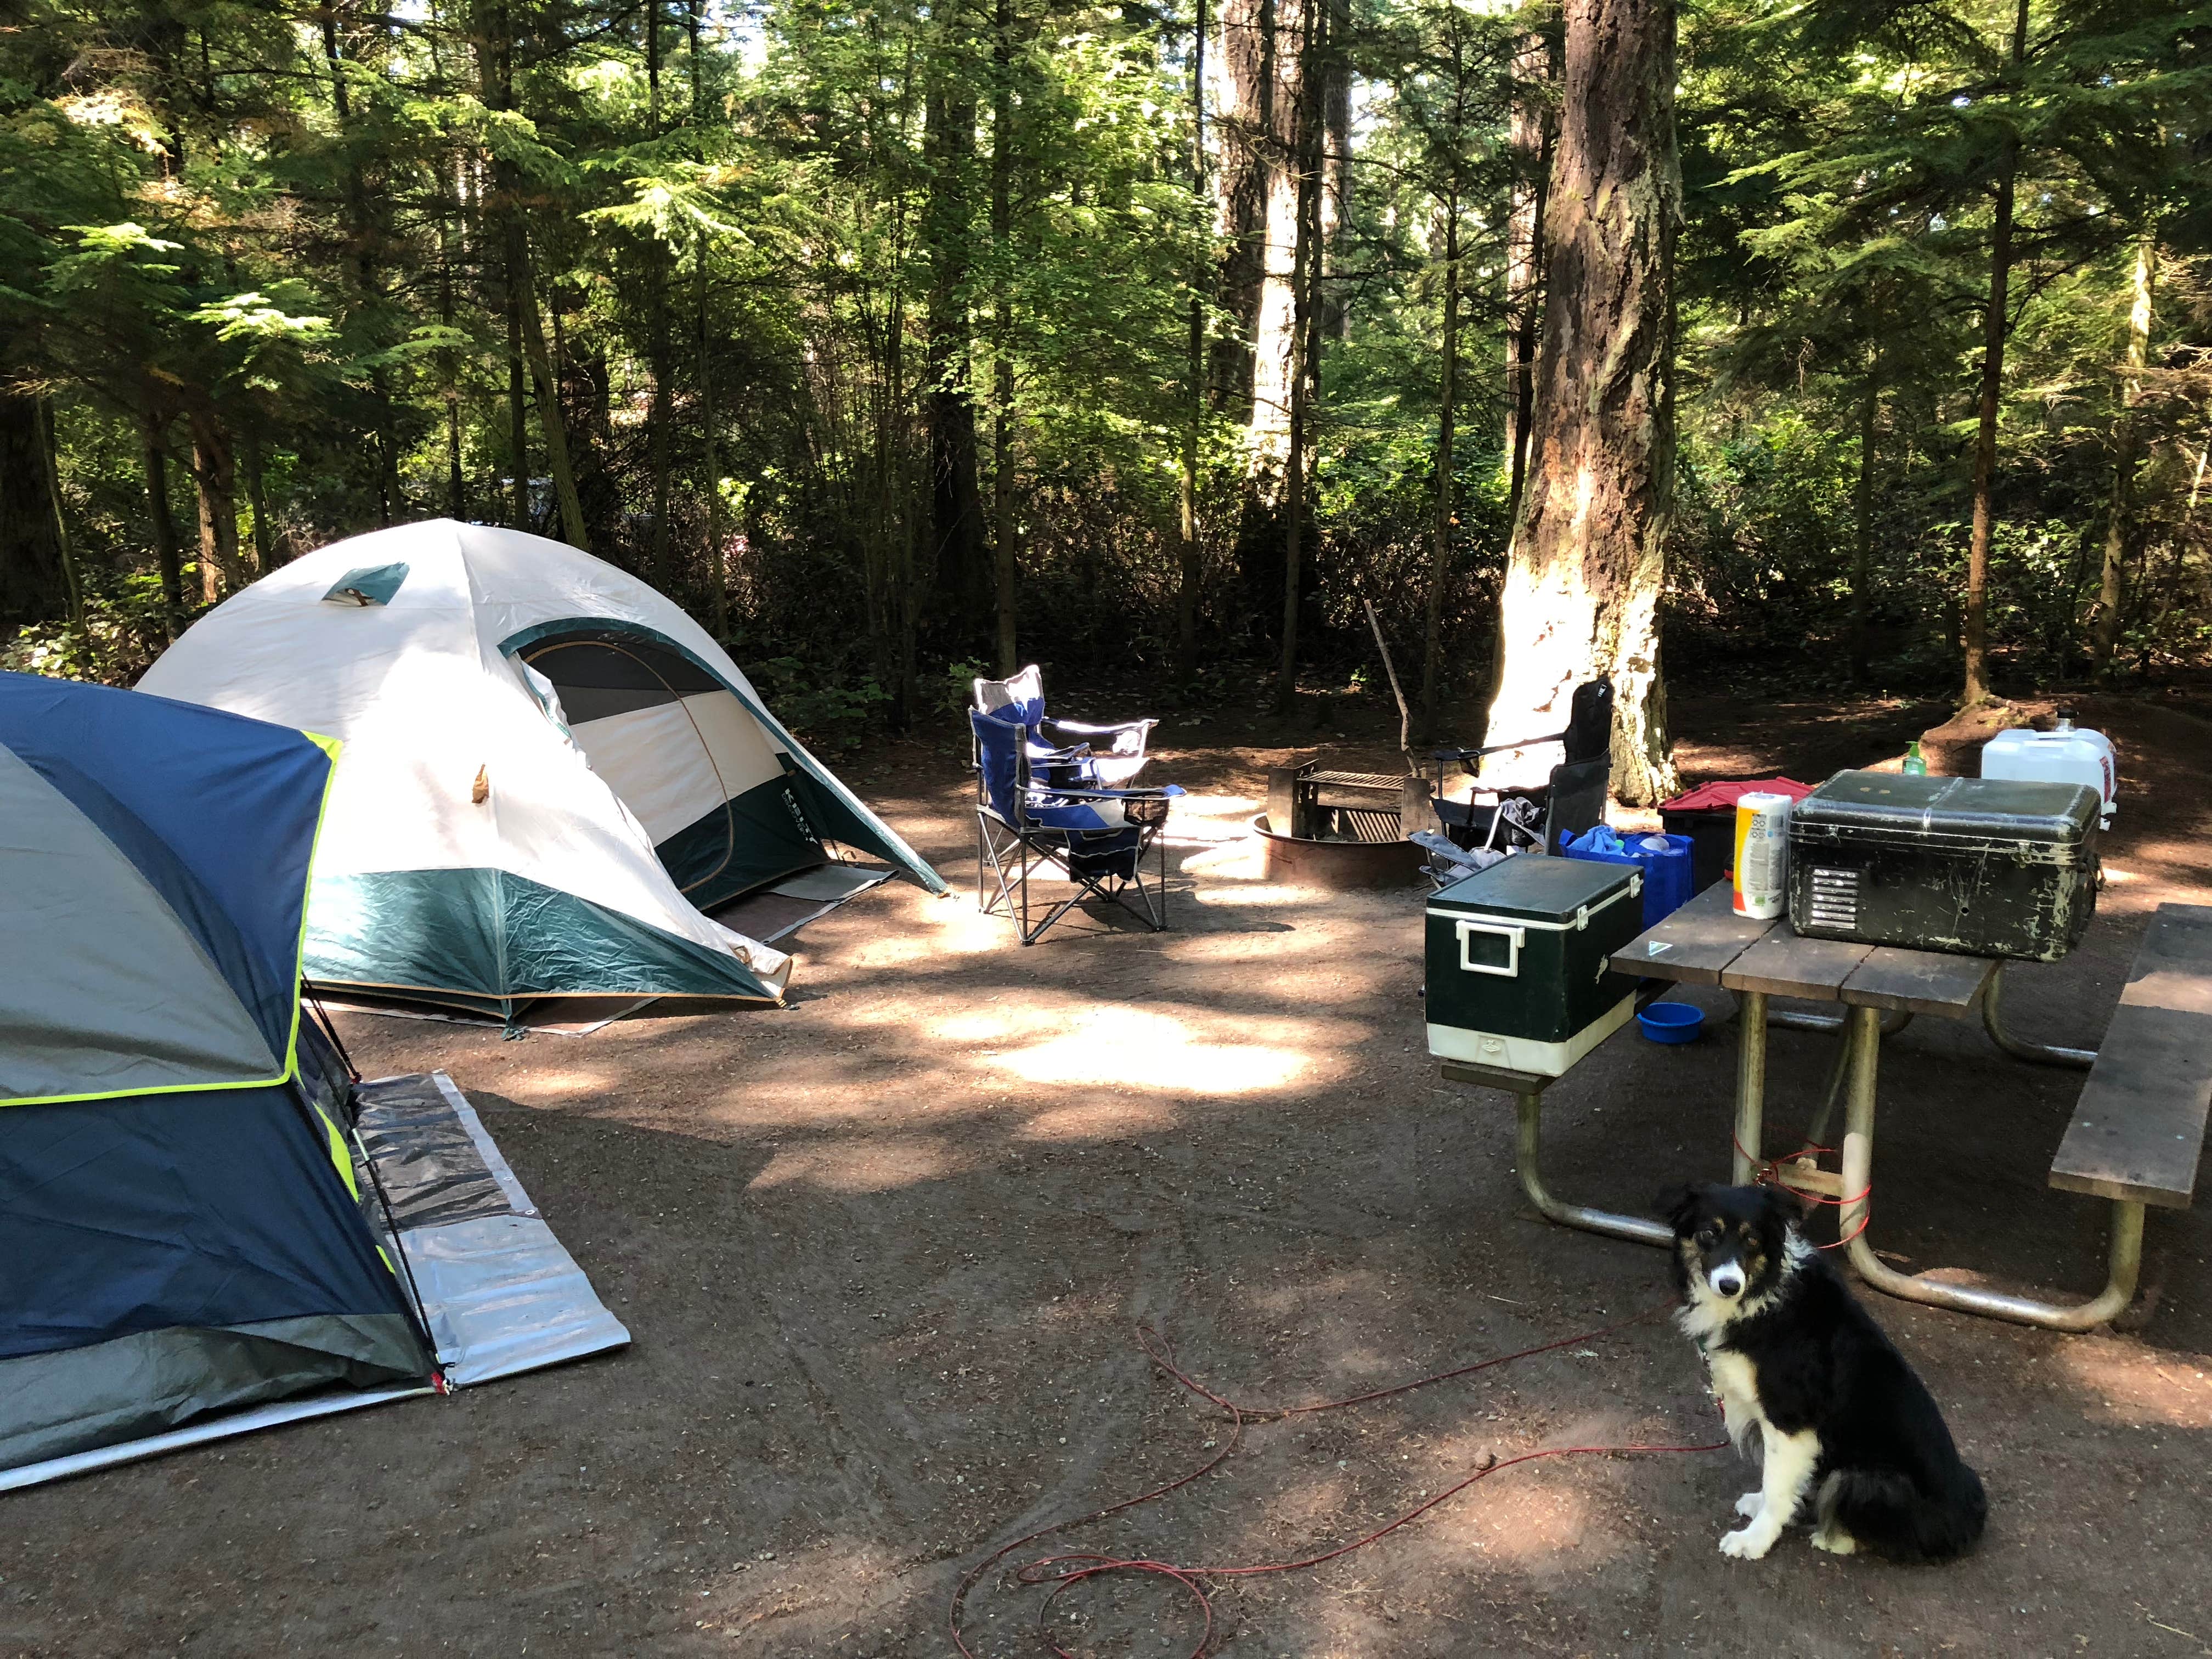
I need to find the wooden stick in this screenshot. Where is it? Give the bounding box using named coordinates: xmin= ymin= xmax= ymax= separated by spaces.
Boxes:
xmin=1363 ymin=597 xmax=1413 ymax=768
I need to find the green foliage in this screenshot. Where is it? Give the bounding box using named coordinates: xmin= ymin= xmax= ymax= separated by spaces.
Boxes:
xmin=3 ymin=0 xmax=2210 ymax=730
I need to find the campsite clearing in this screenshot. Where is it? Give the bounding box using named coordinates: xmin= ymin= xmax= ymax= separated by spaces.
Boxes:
xmin=8 ymin=691 xmax=2212 ymax=1658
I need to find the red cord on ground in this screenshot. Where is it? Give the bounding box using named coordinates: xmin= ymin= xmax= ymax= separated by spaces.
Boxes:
xmin=947 ymin=1302 xmax=1727 ymax=1659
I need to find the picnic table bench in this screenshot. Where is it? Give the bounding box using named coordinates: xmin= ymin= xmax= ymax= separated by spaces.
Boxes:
xmin=1444 ymin=883 xmax=2212 ymax=1332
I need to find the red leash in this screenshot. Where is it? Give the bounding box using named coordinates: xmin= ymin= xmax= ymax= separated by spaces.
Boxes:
xmin=1731 ymin=1133 xmax=1873 ymax=1249
xmin=948 ymin=1302 xmax=1728 ymax=1658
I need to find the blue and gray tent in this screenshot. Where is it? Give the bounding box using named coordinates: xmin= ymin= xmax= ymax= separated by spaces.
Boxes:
xmin=0 ymin=673 xmax=625 ymax=1488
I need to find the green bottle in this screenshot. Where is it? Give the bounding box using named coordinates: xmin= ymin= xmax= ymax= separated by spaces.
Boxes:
xmin=1903 ymin=739 xmax=1928 ymax=776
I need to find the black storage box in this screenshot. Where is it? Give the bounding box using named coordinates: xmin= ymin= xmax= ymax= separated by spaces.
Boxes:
xmin=1787 ymin=771 xmax=2100 ymax=963
xmin=1660 ymin=806 xmax=1734 ymax=896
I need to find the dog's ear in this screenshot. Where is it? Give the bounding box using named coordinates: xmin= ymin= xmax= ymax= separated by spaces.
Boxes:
xmin=1754 ymin=1180 xmax=1809 ymax=1229
xmin=1653 ymin=1183 xmax=1700 ymax=1232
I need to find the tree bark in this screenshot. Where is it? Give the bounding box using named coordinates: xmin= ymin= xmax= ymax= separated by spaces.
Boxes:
xmin=1961 ymin=0 xmax=2028 ymax=709
xmin=1272 ymin=0 xmax=1323 ymax=713
xmin=644 ymin=0 xmax=675 ymax=584
xmin=1502 ymin=26 xmax=1552 ymax=529
xmin=1848 ymin=366 xmax=1878 ymax=684
xmin=140 ymin=413 xmax=185 ymax=630
xmin=37 ymin=398 xmax=86 ymax=633
xmin=990 ymin=0 xmax=1018 ymax=674
xmin=187 ymin=406 xmax=245 ymax=603
xmin=2091 ymin=225 xmax=2154 ymax=683
xmin=691 ymin=3 xmax=727 ymax=640
xmin=1174 ymin=0 xmax=1206 ymax=683
xmin=505 ymin=248 xmax=530 ymax=529
xmin=321 ymin=3 xmax=402 ymax=525
xmin=924 ymin=69 xmax=986 ymax=639
xmin=1211 ymin=0 xmax=1282 ymax=416
xmin=242 ymin=423 xmax=274 ymax=572
xmin=1483 ymin=0 xmax=1680 ymax=806
xmin=0 ymin=392 xmax=69 ymax=624
xmin=1419 ymin=183 xmax=1460 ymax=742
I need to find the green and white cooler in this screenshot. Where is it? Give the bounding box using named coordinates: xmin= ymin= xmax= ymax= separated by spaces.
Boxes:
xmin=1424 ymin=856 xmax=1644 ymax=1076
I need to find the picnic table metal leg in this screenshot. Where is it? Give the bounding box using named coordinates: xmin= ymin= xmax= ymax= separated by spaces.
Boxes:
xmin=1981 ymin=961 xmax=2097 ymax=1069
xmin=1732 ymin=991 xmax=1768 ymax=1182
xmin=1835 ymin=1003 xmax=2143 ymax=1331
xmin=1512 ymin=1087 xmax=1671 ymax=1248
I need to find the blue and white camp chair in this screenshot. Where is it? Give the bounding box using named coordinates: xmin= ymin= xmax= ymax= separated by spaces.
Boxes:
xmin=969 ymin=706 xmax=1183 ymax=945
xmin=972 ymin=665 xmax=1156 ymax=788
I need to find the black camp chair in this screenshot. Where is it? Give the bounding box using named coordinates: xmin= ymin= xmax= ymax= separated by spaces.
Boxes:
xmin=1415 ymin=681 xmax=1613 ymax=885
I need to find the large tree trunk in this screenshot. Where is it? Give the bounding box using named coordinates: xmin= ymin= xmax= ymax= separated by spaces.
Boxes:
xmin=924 ymin=76 xmax=986 ymax=640
xmin=1271 ymin=0 xmax=1324 ymax=712
xmin=2091 ymin=225 xmax=2155 ymax=683
xmin=1211 ymin=0 xmax=1279 ymax=415
xmin=1962 ymin=0 xmax=2028 ymax=708
xmin=1483 ymin=0 xmax=1680 ymax=806
xmin=1502 ymin=27 xmax=1552 ymax=528
xmin=0 ymin=391 xmax=69 ymax=624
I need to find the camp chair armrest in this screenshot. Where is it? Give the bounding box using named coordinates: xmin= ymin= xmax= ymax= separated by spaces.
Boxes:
xmin=1434 ymin=730 xmax=1568 ymax=765
xmin=1040 ymin=785 xmax=1180 ymax=802
xmin=1042 ymin=718 xmax=1156 ymax=738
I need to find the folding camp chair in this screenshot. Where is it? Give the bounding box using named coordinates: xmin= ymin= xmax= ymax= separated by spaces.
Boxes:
xmin=970 ymin=706 xmax=1182 ymax=945
xmin=1420 ymin=680 xmax=1613 ymax=886
xmin=973 ymin=665 xmax=1156 ymax=788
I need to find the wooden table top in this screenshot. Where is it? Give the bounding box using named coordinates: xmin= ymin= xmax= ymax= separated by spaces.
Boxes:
xmin=1607 ymin=882 xmax=1997 ymax=1017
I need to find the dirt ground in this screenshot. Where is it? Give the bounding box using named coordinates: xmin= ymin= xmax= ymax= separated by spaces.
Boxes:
xmin=9 ymin=687 xmax=2212 ymax=1659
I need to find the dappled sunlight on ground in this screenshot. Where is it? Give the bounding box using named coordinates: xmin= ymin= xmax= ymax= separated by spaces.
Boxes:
xmin=31 ymin=697 xmax=2203 ymax=1658
xmin=983 ymin=1003 xmax=1329 ymax=1094
xmin=2051 ymin=1340 xmax=2212 ymax=1429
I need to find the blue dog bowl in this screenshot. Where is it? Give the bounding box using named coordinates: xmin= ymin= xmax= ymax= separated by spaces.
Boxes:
xmin=1638 ymin=1001 xmax=1704 ymax=1044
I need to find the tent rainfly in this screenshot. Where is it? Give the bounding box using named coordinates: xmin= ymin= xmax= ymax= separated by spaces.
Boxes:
xmin=0 ymin=672 xmax=627 ymax=1488
xmin=139 ymin=520 xmax=946 ymax=1022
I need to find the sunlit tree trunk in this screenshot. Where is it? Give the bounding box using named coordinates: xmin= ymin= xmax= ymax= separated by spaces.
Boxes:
xmin=1241 ymin=0 xmax=1306 ymax=475
xmin=2092 ymin=225 xmax=2155 ymax=683
xmin=1962 ymin=0 xmax=2027 ymax=709
xmin=1211 ymin=0 xmax=1278 ymax=415
xmin=1484 ymin=0 xmax=1680 ymax=805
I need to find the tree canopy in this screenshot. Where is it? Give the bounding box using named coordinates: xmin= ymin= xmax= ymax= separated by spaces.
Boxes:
xmin=4 ymin=0 xmax=2209 ymax=742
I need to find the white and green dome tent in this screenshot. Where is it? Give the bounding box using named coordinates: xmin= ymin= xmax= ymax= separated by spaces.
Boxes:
xmin=140 ymin=520 xmax=944 ymax=1020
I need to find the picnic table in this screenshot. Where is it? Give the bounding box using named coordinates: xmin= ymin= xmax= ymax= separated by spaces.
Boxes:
xmin=1443 ymin=882 xmax=2212 ymax=1333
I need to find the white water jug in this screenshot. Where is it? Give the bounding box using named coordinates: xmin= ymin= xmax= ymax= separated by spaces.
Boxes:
xmin=1980 ymin=708 xmax=2116 ymax=826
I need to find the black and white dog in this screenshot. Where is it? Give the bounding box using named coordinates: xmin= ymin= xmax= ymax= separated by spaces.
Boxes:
xmin=1659 ymin=1182 xmax=1987 ymax=1563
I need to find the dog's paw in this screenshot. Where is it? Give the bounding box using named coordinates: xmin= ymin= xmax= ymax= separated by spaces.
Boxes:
xmin=1734 ymin=1492 xmax=1764 ymax=1520
xmin=1810 ymin=1526 xmax=1857 ymax=1556
xmin=1719 ymin=1526 xmax=1777 ymax=1561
